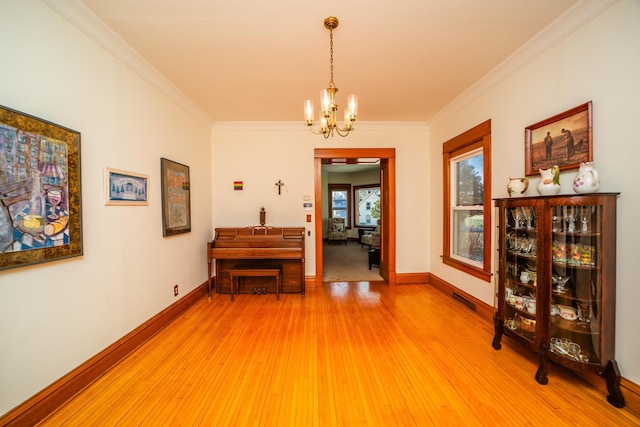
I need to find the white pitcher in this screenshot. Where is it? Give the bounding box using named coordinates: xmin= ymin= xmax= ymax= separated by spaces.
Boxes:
xmin=573 ymin=162 xmax=600 ymax=193
xmin=537 ymin=166 xmax=561 ymax=196
xmin=507 ymin=177 xmax=528 ymax=197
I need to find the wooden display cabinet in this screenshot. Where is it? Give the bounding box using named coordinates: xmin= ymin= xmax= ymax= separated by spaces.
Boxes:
xmin=492 ymin=193 xmax=624 ymax=408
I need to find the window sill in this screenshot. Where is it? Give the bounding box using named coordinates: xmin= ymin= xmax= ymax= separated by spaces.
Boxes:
xmin=442 ymin=255 xmax=492 ymax=282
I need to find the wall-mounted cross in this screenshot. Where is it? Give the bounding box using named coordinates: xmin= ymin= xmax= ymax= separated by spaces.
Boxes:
xmin=274 ymin=179 xmax=286 ymax=195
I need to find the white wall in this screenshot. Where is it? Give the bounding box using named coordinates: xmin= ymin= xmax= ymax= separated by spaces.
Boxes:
xmin=211 ymin=123 xmax=430 ymax=277
xmin=0 ymin=1 xmax=212 ymax=414
xmin=428 ymin=0 xmax=640 ymax=384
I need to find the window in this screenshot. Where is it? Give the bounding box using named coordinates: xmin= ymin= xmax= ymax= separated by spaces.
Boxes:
xmin=354 ymin=185 xmax=380 ymax=227
xmin=451 ymin=149 xmax=483 ymax=265
xmin=443 ymin=120 xmax=492 ymax=281
xmin=328 ymin=183 xmax=351 ymax=227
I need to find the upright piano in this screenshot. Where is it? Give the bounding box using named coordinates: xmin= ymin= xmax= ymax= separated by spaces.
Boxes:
xmin=207 ymin=226 xmax=305 ymax=298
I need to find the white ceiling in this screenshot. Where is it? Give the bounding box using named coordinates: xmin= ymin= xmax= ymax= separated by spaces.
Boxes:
xmin=73 ymin=0 xmax=579 ymax=124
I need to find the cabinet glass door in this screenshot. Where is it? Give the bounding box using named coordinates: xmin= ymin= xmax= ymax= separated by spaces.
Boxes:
xmin=503 ymin=205 xmax=538 ymax=343
xmin=549 ymin=204 xmax=601 ymax=364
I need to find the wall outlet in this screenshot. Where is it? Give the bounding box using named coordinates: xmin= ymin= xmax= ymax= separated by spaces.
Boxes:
xmin=173 ymin=284 xmax=179 ymax=296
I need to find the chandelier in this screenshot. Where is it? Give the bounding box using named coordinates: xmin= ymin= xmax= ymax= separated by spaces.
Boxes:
xmin=304 ymin=16 xmax=358 ymax=138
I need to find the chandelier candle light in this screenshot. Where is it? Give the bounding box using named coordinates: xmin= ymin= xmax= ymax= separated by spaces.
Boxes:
xmin=304 ymin=16 xmax=358 ymax=138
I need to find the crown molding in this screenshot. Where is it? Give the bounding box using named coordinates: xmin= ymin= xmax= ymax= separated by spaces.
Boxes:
xmin=42 ymin=0 xmax=615 ymax=131
xmin=42 ymin=0 xmax=214 ymax=127
xmin=428 ymin=0 xmax=619 ymax=127
xmin=211 ymin=121 xmax=428 ymax=132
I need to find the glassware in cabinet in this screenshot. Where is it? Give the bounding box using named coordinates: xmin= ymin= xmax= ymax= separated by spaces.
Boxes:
xmin=493 ymin=193 xmax=624 ymax=408
xmin=549 ymin=204 xmax=602 ymax=366
xmin=495 ymin=203 xmax=540 ymax=349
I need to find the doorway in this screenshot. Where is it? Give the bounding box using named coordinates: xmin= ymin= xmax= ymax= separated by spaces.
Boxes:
xmin=314 ymin=148 xmax=396 ymax=286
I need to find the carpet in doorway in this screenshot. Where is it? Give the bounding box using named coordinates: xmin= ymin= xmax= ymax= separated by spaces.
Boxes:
xmin=322 ymin=241 xmax=383 ymax=282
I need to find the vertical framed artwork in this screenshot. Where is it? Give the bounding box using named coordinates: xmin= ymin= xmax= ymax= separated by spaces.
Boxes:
xmin=0 ymin=104 xmax=82 ymax=270
xmin=160 ymin=158 xmax=191 ymax=236
xmin=104 ymin=168 xmax=149 ymax=206
xmin=525 ymin=101 xmax=593 ymax=176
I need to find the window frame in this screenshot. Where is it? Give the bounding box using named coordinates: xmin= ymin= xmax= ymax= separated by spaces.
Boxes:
xmin=353 ymin=184 xmax=381 ymax=227
xmin=328 ymin=183 xmax=352 ymax=228
xmin=442 ymin=120 xmax=492 ymax=282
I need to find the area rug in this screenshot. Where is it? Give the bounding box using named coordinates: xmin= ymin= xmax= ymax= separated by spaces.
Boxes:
xmin=322 ymin=241 xmax=383 ymax=282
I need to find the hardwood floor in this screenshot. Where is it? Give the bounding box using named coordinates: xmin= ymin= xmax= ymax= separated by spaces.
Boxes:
xmin=39 ymin=283 xmax=639 ymax=426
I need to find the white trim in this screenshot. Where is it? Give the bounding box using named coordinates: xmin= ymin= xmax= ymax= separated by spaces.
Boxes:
xmin=211 ymin=121 xmax=428 ymax=132
xmin=428 ymin=0 xmax=619 ymax=127
xmin=42 ymin=0 xmax=214 ymax=127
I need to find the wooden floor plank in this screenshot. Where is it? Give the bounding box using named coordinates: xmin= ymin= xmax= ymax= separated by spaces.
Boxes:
xmin=37 ymin=282 xmax=640 ymax=426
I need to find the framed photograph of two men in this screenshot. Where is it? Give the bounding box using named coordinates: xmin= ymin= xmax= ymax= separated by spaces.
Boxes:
xmin=525 ymin=101 xmax=593 ymax=176
xmin=0 ymin=105 xmax=82 ymax=271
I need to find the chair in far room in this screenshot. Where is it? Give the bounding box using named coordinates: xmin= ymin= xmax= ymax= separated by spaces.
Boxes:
xmin=361 ymin=225 xmax=380 ymax=248
xmin=327 ymin=217 xmax=347 ymax=244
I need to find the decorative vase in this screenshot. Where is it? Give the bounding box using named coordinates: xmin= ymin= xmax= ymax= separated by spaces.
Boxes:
xmin=573 ymin=162 xmax=600 ymax=193
xmin=507 ymin=177 xmax=528 ymax=197
xmin=537 ymin=166 xmax=561 ymax=195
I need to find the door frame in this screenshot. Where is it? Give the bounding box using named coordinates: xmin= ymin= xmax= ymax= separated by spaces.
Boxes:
xmin=314 ymin=148 xmax=396 ymax=286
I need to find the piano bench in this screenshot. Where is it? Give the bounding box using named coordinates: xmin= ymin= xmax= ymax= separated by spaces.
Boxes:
xmin=228 ymin=267 xmax=281 ymax=301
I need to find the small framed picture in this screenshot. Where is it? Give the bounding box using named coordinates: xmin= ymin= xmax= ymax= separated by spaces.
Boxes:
xmin=160 ymin=158 xmax=191 ymax=237
xmin=104 ymin=168 xmax=149 ymax=206
xmin=525 ymin=101 xmax=592 ymax=176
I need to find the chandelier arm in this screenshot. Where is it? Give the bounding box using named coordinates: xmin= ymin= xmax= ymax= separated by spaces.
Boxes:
xmin=306 ymin=120 xmax=353 ymax=137
xmin=306 ymin=126 xmax=328 ymax=136
xmin=333 ymin=126 xmax=352 ymax=137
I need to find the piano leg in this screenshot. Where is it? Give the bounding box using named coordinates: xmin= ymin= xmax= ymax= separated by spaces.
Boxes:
xmin=229 ymin=273 xmax=235 ymax=301
xmin=207 ymin=257 xmax=212 ymax=300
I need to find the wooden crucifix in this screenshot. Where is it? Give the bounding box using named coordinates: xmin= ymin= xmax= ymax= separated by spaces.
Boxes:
xmin=274 ymin=179 xmax=286 ymax=195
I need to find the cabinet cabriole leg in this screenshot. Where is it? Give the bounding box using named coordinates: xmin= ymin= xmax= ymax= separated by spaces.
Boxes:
xmin=604 ymin=360 xmax=625 ymax=408
xmin=535 ymin=345 xmax=549 ymax=385
xmin=492 ymin=312 xmax=503 ymax=350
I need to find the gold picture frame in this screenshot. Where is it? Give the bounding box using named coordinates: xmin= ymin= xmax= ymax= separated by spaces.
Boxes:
xmin=0 ymin=104 xmax=82 ymax=270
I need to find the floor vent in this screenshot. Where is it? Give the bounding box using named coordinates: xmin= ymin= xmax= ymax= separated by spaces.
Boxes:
xmin=452 ymin=292 xmax=476 ymax=311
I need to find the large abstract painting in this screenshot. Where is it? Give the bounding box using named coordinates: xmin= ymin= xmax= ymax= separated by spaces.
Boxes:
xmin=0 ymin=105 xmax=82 ymax=270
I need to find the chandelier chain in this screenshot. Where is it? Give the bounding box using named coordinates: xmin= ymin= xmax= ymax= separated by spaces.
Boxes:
xmin=329 ymin=29 xmax=334 ymax=87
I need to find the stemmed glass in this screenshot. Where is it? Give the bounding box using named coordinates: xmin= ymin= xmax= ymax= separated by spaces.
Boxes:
xmin=46 ymin=189 xmax=62 ymax=220
xmin=506 ymin=232 xmax=517 ymax=252
xmin=529 ymin=238 xmax=537 ymax=257
xmin=521 ymin=207 xmax=534 ymax=229
xmin=513 ymin=208 xmax=524 ymax=229
xmin=565 ymin=206 xmax=577 ymax=233
xmin=552 ymin=274 xmax=570 ymax=294
xmin=577 ymin=301 xmax=591 ymax=328
xmin=580 ymin=206 xmax=591 ymax=233
xmin=519 ymin=237 xmax=533 ymax=255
